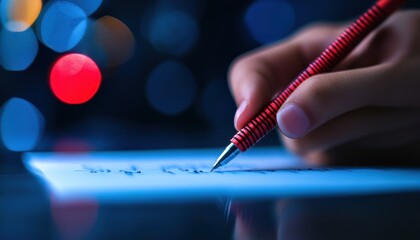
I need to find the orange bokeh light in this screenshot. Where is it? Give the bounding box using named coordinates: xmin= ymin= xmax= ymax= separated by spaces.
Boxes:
xmin=1 ymin=0 xmax=42 ymax=32
xmin=93 ymin=16 xmax=135 ymax=67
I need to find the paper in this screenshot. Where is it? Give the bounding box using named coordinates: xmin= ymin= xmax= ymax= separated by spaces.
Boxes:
xmin=24 ymin=147 xmax=420 ymax=202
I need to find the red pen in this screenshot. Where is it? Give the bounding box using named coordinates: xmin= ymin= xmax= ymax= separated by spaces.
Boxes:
xmin=211 ymin=0 xmax=405 ymax=171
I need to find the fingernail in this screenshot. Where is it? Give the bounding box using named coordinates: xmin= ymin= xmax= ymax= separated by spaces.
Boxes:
xmin=234 ymin=101 xmax=247 ymax=129
xmin=277 ymin=103 xmax=310 ymax=138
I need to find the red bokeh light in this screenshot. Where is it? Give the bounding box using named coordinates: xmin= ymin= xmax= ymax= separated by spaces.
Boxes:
xmin=50 ymin=53 xmax=102 ymax=104
xmin=50 ymin=196 xmax=99 ymax=240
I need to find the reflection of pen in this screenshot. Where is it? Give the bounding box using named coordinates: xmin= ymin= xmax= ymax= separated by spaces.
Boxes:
xmin=211 ymin=0 xmax=405 ymax=171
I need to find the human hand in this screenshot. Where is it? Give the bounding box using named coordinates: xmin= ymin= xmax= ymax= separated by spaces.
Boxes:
xmin=229 ymin=10 xmax=420 ymax=165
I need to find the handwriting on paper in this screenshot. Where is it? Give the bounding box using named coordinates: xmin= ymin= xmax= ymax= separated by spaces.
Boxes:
xmin=73 ymin=164 xmax=349 ymax=176
xmin=25 ymin=148 xmax=420 ymax=201
xmin=75 ymin=165 xmax=142 ymax=176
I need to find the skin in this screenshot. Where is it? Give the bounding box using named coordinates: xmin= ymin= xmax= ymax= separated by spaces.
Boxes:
xmin=229 ymin=10 xmax=420 ymax=165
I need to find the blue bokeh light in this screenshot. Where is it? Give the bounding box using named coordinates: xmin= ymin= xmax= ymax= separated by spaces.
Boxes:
xmin=198 ymin=79 xmax=236 ymax=127
xmin=145 ymin=10 xmax=199 ymax=56
xmin=244 ymin=0 xmax=295 ymax=44
xmin=0 ymin=98 xmax=44 ymax=151
xmin=60 ymin=0 xmax=103 ymax=15
xmin=38 ymin=1 xmax=88 ymax=52
xmin=146 ymin=61 xmax=197 ymax=116
xmin=0 ymin=27 xmax=38 ymax=71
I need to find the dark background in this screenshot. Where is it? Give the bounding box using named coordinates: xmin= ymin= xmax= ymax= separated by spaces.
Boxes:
xmin=1 ymin=0 xmax=419 ymax=154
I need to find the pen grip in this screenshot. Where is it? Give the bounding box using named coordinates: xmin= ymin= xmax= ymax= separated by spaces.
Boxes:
xmin=231 ymin=0 xmax=403 ymax=152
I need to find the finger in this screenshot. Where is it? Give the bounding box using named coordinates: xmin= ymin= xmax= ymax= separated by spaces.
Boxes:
xmin=296 ymin=138 xmax=420 ymax=167
xmin=229 ymin=24 xmax=343 ymax=130
xmin=278 ymin=58 xmax=420 ymax=139
xmin=323 ymin=124 xmax=420 ymax=166
xmin=334 ymin=18 xmax=393 ymax=71
xmin=276 ymin=63 xmax=395 ymax=139
xmin=280 ymin=107 xmax=420 ymax=156
xmin=356 ymin=122 xmax=420 ymax=149
xmin=337 ymin=11 xmax=420 ymax=71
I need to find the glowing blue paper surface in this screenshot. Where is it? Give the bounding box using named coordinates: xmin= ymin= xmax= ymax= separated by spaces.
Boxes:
xmin=24 ymin=148 xmax=420 ymax=202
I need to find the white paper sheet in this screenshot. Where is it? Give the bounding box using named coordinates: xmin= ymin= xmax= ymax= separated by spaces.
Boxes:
xmin=24 ymin=147 xmax=420 ymax=202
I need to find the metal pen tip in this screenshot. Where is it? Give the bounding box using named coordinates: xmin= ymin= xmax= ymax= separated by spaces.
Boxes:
xmin=210 ymin=162 xmax=221 ymax=172
xmin=210 ymin=143 xmax=240 ymax=172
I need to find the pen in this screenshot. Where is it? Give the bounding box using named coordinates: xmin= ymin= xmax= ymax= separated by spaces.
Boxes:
xmin=211 ymin=0 xmax=405 ymax=171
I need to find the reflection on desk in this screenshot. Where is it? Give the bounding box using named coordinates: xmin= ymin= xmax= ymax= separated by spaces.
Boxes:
xmin=2 ymin=173 xmax=420 ymax=240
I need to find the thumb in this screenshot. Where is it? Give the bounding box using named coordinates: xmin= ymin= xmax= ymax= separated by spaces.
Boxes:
xmin=276 ymin=64 xmax=391 ymax=138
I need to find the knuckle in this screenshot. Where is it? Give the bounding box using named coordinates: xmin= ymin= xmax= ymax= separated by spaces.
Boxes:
xmin=394 ymin=10 xmax=420 ymax=23
xmin=229 ymin=56 xmax=245 ymax=73
xmin=301 ymin=75 xmax=338 ymax=107
xmin=379 ymin=11 xmax=420 ymax=61
xmin=228 ymin=54 xmax=272 ymax=86
xmin=227 ymin=57 xmax=247 ymax=100
xmin=228 ymin=56 xmax=253 ymax=94
xmin=228 ymin=54 xmax=254 ymax=80
xmin=296 ymin=23 xmax=341 ymax=39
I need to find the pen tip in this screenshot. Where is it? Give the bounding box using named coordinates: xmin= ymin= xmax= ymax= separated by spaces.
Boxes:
xmin=210 ymin=143 xmax=240 ymax=172
xmin=210 ymin=162 xmax=220 ymax=172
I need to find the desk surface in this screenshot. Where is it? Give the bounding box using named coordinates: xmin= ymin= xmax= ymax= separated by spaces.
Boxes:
xmin=2 ymin=150 xmax=420 ymax=240
xmin=2 ymin=174 xmax=420 ymax=240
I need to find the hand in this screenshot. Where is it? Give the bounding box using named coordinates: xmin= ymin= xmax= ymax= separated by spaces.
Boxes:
xmin=229 ymin=10 xmax=420 ymax=165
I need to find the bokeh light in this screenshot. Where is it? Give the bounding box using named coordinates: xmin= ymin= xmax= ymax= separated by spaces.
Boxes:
xmin=50 ymin=53 xmax=102 ymax=104
xmin=76 ymin=16 xmax=135 ymax=68
xmin=146 ymin=61 xmax=197 ymax=115
xmin=62 ymin=0 xmax=103 ymax=15
xmin=0 ymin=0 xmax=42 ymax=32
xmin=0 ymin=98 xmax=44 ymax=151
xmin=0 ymin=27 xmax=38 ymax=71
xmin=198 ymin=79 xmax=236 ymax=127
xmin=143 ymin=9 xmax=199 ymax=56
xmin=53 ymin=137 xmax=93 ymax=152
xmin=51 ymin=198 xmax=98 ymax=240
xmin=244 ymin=0 xmax=295 ymax=44
xmin=38 ymin=1 xmax=87 ymax=52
